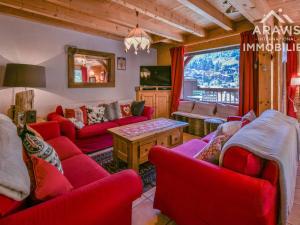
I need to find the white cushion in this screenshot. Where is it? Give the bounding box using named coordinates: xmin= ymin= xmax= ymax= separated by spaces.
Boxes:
xmin=177 ymin=101 xmax=194 ymax=113
xmin=215 ymin=103 xmax=238 ymax=119
xmin=215 ymin=121 xmax=242 ymax=137
xmin=191 ymin=102 xmax=216 ymax=116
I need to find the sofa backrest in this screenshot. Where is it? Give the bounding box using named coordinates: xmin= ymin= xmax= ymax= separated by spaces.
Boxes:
xmin=177 ymin=101 xmax=195 ymax=113
xmin=215 ymin=103 xmax=238 ymax=118
xmin=191 ymin=102 xmax=216 ymax=116
xmin=223 ymin=146 xmax=279 ymax=185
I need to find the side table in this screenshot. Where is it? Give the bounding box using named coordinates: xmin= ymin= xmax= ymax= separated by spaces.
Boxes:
xmin=204 ymin=118 xmax=225 ymax=135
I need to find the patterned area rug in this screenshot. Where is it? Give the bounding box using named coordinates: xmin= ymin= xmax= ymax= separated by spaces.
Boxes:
xmin=89 ymin=148 xmax=156 ymax=192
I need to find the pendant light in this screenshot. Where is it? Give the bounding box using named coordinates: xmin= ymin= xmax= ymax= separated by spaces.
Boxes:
xmin=124 ymin=11 xmax=152 ymax=55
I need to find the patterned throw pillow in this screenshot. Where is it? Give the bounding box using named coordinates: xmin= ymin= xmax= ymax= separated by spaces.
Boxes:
xmin=65 ymin=106 xmax=87 ymax=126
xmin=86 ymin=106 xmax=107 ymax=125
xmin=196 ymin=135 xmax=230 ymax=164
xmin=242 ymin=110 xmax=256 ymax=122
xmin=22 ymin=133 xmax=63 ymax=173
xmin=120 ymin=104 xmax=132 ymax=117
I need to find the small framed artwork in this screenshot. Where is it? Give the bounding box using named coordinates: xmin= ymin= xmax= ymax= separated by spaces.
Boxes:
xmin=117 ymin=57 xmax=126 ymax=70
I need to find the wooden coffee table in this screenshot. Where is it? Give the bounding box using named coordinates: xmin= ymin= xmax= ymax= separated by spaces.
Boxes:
xmin=108 ymin=118 xmax=188 ymax=171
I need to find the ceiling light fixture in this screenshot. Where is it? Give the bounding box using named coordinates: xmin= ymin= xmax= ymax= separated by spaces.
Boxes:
xmin=124 ymin=11 xmax=152 ymax=55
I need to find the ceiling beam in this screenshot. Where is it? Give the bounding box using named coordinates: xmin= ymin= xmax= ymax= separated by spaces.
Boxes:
xmin=0 ymin=4 xmax=123 ymax=41
xmin=111 ymin=0 xmax=206 ymax=37
xmin=177 ymin=0 xmax=233 ymax=31
xmin=185 ymin=19 xmax=253 ymax=46
xmin=46 ymin=0 xmax=184 ymax=42
xmin=0 ymin=0 xmax=133 ymax=38
xmin=228 ymin=0 xmax=271 ymax=24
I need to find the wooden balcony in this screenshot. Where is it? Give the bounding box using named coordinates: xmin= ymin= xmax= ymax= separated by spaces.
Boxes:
xmin=186 ymin=87 xmax=239 ymax=104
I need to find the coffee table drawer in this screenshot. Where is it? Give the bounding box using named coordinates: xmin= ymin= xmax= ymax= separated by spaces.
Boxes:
xmin=170 ymin=129 xmax=181 ymax=146
xmin=139 ymin=141 xmax=155 ymax=164
xmin=157 ymin=135 xmax=169 ymax=147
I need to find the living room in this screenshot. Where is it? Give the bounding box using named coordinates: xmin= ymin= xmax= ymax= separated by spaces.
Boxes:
xmin=0 ymin=1 xmax=299 ymax=225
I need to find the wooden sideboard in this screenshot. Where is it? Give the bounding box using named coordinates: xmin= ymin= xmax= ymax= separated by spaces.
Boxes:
xmin=136 ymin=87 xmax=171 ymax=118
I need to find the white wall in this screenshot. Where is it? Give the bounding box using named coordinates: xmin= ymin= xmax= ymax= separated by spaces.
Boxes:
xmin=0 ymin=15 xmax=157 ymax=117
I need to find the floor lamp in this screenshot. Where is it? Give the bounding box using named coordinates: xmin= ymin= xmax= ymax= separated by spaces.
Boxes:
xmin=3 ymin=63 xmax=46 ymax=124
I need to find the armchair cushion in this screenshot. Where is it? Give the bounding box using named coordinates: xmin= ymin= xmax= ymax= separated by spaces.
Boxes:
xmin=222 ymin=147 xmax=264 ymax=177
xmin=29 ymin=121 xmax=60 ymax=141
xmin=215 ymin=103 xmax=238 ymax=119
xmin=172 ymin=139 xmax=208 ymax=158
xmin=191 ymin=102 xmax=216 ymax=116
xmin=0 ymin=195 xmax=23 ymax=217
xmin=62 ymin=155 xmax=109 ymax=188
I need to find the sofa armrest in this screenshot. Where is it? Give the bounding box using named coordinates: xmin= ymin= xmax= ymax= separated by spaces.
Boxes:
xmin=47 ymin=113 xmax=76 ymax=142
xmin=29 ymin=121 xmax=60 ymax=141
xmin=149 ymin=146 xmax=277 ymax=223
xmin=227 ymin=116 xmax=242 ymax=122
xmin=1 ymin=170 xmax=142 ymax=225
xmin=142 ymin=106 xmax=154 ymax=120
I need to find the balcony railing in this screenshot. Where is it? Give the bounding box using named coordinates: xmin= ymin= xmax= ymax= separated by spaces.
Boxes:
xmin=186 ymin=87 xmax=239 ymax=104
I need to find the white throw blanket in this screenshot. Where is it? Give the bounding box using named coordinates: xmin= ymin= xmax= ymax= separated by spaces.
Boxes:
xmin=219 ymin=110 xmax=300 ymax=225
xmin=0 ymin=114 xmax=30 ymax=200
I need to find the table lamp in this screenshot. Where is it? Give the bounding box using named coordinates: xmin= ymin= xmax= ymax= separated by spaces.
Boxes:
xmin=3 ymin=63 xmax=46 ymax=124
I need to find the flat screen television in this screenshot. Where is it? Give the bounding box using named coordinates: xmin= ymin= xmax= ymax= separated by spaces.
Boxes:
xmin=140 ymin=66 xmax=171 ymax=86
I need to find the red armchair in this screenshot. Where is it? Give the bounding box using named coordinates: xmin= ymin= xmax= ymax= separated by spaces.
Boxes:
xmin=48 ymin=105 xmax=154 ymax=154
xmin=0 ymin=122 xmax=143 ymax=225
xmin=149 ymin=145 xmax=279 ymax=225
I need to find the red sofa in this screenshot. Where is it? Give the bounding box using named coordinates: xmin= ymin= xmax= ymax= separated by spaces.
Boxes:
xmin=0 ymin=121 xmax=142 ymax=225
xmin=47 ymin=105 xmax=154 ymax=154
xmin=149 ymin=117 xmax=279 ymax=225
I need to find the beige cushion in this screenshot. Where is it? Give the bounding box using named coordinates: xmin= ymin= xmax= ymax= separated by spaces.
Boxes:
xmin=215 ymin=103 xmax=238 ymax=119
xmin=191 ymin=102 xmax=216 ymax=116
xmin=215 ymin=121 xmax=242 ymax=137
xmin=177 ymin=101 xmax=195 ymax=113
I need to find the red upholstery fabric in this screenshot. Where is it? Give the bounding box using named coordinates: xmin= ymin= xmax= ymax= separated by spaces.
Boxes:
xmin=48 ymin=106 xmax=154 ymax=153
xmin=0 ymin=195 xmax=23 ymax=217
xmin=172 ymin=139 xmax=208 ymax=158
xmin=76 ymin=121 xmax=118 ymax=139
xmin=201 ymin=131 xmax=216 ymax=143
xmin=262 ymin=161 xmax=279 ymax=185
xmin=222 ymin=146 xmax=264 ymax=177
xmin=47 ymin=136 xmax=81 ymax=160
xmin=286 ymin=36 xmax=298 ymax=118
xmin=114 ymin=116 xmax=148 ymax=126
xmin=239 ymin=30 xmax=259 ymax=116
xmin=0 ymin=170 xmax=142 ymax=225
xmin=170 ymin=46 xmax=184 ymax=113
xmin=55 ymin=105 xmax=64 ymax=116
xmin=47 ymin=113 xmax=76 ymax=142
xmin=227 ymin=116 xmax=242 ymax=122
xmin=29 ymin=121 xmax=60 ymax=141
xmin=76 ymin=133 xmax=113 ymax=154
xmin=149 ymin=146 xmax=278 ymax=225
xmin=62 ymin=154 xmax=109 ymax=188
xmin=142 ymin=106 xmax=154 ymax=120
xmin=31 ymin=156 xmax=73 ymax=201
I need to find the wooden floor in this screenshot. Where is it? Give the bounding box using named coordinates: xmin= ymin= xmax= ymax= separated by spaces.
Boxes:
xmin=131 ymin=133 xmax=300 ymax=225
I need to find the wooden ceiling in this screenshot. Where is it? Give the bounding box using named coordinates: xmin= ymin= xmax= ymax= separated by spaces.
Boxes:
xmin=0 ymin=0 xmax=297 ymax=46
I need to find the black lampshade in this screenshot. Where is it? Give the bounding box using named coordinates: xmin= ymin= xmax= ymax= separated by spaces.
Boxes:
xmin=3 ymin=63 xmax=46 ymax=88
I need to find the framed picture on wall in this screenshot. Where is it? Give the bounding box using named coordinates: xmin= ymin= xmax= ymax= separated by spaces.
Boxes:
xmin=117 ymin=57 xmax=126 ymax=70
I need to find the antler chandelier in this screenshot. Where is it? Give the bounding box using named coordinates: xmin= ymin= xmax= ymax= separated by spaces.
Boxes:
xmin=124 ymin=11 xmax=152 ymax=55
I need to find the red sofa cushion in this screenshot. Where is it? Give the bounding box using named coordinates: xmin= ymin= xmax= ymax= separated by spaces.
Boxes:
xmin=31 ymin=156 xmax=73 ymax=201
xmin=76 ymin=133 xmax=113 ymax=154
xmin=47 ymin=136 xmax=82 ymax=160
xmin=114 ymin=116 xmax=148 ymax=126
xmin=172 ymin=139 xmax=208 ymax=158
xmin=0 ymin=195 xmax=24 ymax=217
xmin=223 ymin=146 xmax=264 ymax=177
xmin=29 ymin=121 xmax=61 ymax=141
xmin=62 ymin=154 xmax=109 ymax=188
xmin=77 ymin=121 xmax=118 ymax=139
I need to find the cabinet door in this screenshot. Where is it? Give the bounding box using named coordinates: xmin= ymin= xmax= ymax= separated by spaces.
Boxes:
xmin=139 ymin=92 xmax=156 ymax=108
xmin=155 ymin=92 xmax=170 ymax=118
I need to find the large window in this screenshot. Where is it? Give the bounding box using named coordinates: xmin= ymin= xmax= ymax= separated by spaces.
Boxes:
xmin=183 ymin=46 xmax=240 ymax=104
